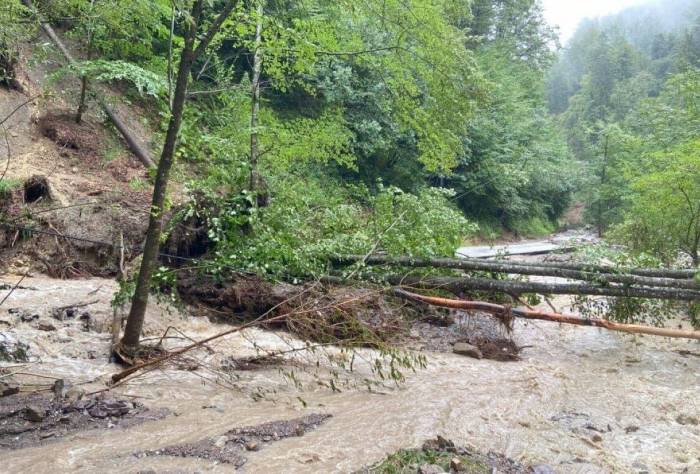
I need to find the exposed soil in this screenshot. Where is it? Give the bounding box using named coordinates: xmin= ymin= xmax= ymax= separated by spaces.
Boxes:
xmin=0 ymin=390 xmax=169 ymax=450
xmin=137 ymin=413 xmax=331 ymax=468
xmin=38 ymin=113 xmax=102 ymax=159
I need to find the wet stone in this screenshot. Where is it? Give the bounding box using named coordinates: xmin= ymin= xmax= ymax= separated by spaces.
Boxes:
xmin=453 ymin=342 xmax=483 ymax=359
xmin=676 ymin=414 xmax=699 ymax=426
xmin=19 ymin=312 xmax=40 ymax=323
xmin=88 ymin=399 xmax=131 ymax=419
xmin=0 ymin=381 xmax=20 ymax=397
xmin=24 ymin=405 xmax=45 ymax=422
xmin=64 ymin=386 xmax=85 ymax=403
xmin=418 ymin=464 xmax=445 ymax=474
xmin=37 ymin=321 xmax=56 ymax=331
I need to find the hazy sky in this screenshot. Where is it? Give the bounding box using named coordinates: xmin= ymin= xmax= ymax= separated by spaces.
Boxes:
xmin=542 ymin=0 xmax=650 ymax=41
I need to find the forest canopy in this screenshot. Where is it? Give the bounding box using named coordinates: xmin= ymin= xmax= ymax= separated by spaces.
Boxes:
xmin=3 ymin=0 xmax=700 ymax=270
xmin=548 ymin=0 xmax=700 ymax=264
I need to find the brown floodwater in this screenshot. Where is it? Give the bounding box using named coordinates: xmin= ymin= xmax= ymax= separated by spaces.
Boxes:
xmin=1 ymin=276 xmax=698 ymax=473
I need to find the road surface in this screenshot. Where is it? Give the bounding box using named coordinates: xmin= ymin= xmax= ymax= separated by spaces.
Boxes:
xmin=456 ymin=230 xmax=597 ymax=259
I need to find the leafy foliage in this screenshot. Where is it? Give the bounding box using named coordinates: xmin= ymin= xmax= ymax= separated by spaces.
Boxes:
xmin=73 ymin=59 xmax=168 ymax=97
xmin=182 ymin=177 xmax=474 ymax=278
xmin=0 ymin=1 xmax=33 ymax=86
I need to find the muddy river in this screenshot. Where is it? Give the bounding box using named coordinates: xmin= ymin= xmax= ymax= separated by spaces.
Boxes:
xmin=1 ymin=276 xmax=698 ymax=473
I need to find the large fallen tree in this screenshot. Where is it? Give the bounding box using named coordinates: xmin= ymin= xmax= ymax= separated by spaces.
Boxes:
xmin=385 ymin=275 xmax=700 ymax=301
xmin=474 ymin=257 xmax=696 ymax=280
xmin=394 ymin=289 xmax=700 ymax=340
xmin=333 ymin=255 xmax=700 ymax=289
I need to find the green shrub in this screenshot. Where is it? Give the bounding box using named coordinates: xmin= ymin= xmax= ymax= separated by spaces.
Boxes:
xmin=509 ymin=215 xmax=556 ymax=238
xmin=188 ymin=177 xmax=475 ymax=278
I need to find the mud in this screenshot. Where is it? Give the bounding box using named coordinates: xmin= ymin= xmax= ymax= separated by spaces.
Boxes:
xmin=0 ymin=390 xmax=169 ymax=450
xmin=138 ymin=414 xmax=331 ymax=467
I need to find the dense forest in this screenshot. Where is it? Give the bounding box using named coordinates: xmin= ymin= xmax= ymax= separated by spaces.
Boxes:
xmin=2 ymin=0 xmax=577 ymax=261
xmin=548 ymin=0 xmax=700 ymax=263
xmin=1 ymin=0 xmax=699 ymax=340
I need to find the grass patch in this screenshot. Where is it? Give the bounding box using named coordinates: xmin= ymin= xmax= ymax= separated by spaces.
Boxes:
xmin=366 ymin=447 xmax=490 ymax=474
xmin=0 ymin=178 xmax=21 ymax=197
xmin=509 ymin=215 xmax=555 ymax=238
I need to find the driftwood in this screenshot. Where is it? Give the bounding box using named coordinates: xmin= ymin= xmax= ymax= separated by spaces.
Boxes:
xmin=334 ymin=255 xmax=699 ymax=290
xmin=386 ymin=275 xmax=700 ymax=301
xmin=24 ymin=0 xmax=156 ymax=169
xmin=394 ymin=289 xmax=700 ymax=340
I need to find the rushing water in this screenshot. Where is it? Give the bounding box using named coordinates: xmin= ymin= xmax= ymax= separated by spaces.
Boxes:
xmin=1 ymin=277 xmax=699 ymax=473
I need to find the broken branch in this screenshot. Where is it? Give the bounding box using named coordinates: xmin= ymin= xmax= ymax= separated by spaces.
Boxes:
xmin=394 ymin=289 xmax=700 ymax=340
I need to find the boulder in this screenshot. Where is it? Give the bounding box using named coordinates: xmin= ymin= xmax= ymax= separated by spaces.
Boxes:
xmin=24 ymin=405 xmax=46 ymax=422
xmin=418 ymin=464 xmax=445 ymax=474
xmin=453 ymin=342 xmax=483 ymax=359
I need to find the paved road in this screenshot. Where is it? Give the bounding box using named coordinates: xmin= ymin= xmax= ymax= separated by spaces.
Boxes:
xmin=456 ymin=231 xmax=597 ymax=259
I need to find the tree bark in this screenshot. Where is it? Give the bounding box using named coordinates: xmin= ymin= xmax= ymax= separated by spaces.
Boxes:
xmin=386 ymin=275 xmax=700 ymax=301
xmin=394 ymin=289 xmax=700 ymax=340
xmin=120 ymin=0 xmax=240 ymax=353
xmin=75 ymin=0 xmax=95 ymax=124
xmin=119 ymin=1 xmax=204 ymax=353
xmin=333 ymin=255 xmax=700 ymax=289
xmin=249 ymin=0 xmax=263 ymax=195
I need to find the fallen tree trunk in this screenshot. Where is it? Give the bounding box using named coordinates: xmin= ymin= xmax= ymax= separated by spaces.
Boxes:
xmin=394 ymin=289 xmax=700 ymax=340
xmin=386 ymin=275 xmax=700 ymax=301
xmin=484 ymin=258 xmax=696 ymax=280
xmin=334 ymin=255 xmax=699 ymax=290
xmin=24 ymin=0 xmax=156 ymax=169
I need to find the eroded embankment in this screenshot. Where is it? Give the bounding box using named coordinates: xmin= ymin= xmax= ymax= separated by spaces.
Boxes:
xmin=0 ymin=276 xmax=699 ymax=473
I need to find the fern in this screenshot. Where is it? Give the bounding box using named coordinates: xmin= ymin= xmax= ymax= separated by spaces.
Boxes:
xmin=72 ymin=60 xmax=167 ymax=98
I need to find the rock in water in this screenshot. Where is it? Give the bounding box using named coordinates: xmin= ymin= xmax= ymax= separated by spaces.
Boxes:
xmin=0 ymin=381 xmax=20 ymax=397
xmin=64 ymin=386 xmax=85 ymax=403
xmin=24 ymin=405 xmax=46 ymax=422
xmin=88 ymin=399 xmax=131 ymax=418
xmin=38 ymin=321 xmax=57 ymax=331
xmin=676 ymin=414 xmax=699 ymax=426
xmin=453 ymin=342 xmax=483 ymax=359
xmin=532 ymin=465 xmax=556 ymax=474
xmin=418 ymin=464 xmax=445 ymax=474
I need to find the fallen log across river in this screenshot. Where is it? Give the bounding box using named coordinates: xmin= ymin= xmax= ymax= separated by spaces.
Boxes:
xmin=385 ymin=275 xmax=700 ymax=301
xmin=333 ymin=255 xmax=700 ymax=290
xmin=394 ymin=289 xmax=700 ymax=340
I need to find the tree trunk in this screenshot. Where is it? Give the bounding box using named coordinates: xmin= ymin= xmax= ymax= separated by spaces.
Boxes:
xmin=333 ymin=255 xmax=700 ymax=289
xmin=394 ymin=289 xmax=700 ymax=340
xmin=249 ymin=0 xmax=263 ymax=195
xmin=75 ymin=0 xmax=95 ymax=124
xmin=120 ymin=0 xmax=240 ymax=353
xmin=76 ymin=76 xmax=88 ymax=123
xmin=459 ymin=257 xmax=696 ymax=280
xmin=119 ymin=2 xmax=203 ymax=353
xmin=385 ymin=275 xmax=700 ymax=301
